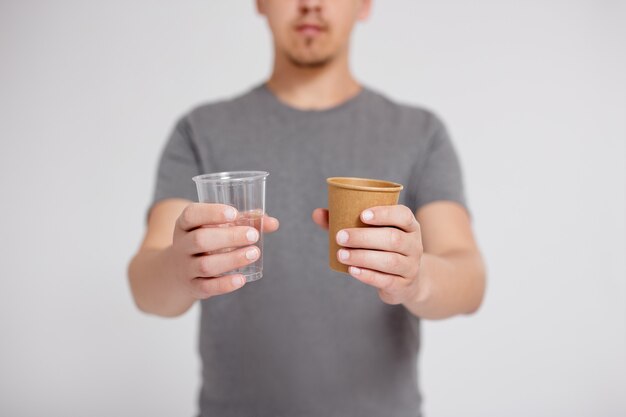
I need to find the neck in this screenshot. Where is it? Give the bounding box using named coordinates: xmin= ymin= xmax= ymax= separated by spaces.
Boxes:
xmin=265 ymin=47 xmax=361 ymax=110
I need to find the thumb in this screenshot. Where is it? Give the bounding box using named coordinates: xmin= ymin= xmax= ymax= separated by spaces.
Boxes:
xmin=311 ymin=208 xmax=329 ymax=230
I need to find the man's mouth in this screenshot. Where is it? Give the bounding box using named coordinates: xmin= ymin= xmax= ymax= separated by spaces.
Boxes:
xmin=295 ymin=23 xmax=326 ymax=37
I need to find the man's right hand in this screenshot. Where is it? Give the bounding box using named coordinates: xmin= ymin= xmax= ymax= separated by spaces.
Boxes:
xmin=167 ymin=203 xmax=279 ymax=299
xmin=128 ymin=199 xmax=279 ymax=317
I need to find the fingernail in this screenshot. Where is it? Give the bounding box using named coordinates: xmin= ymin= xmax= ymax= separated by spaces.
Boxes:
xmin=246 ymin=248 xmax=259 ymax=260
xmin=232 ymin=275 xmax=245 ymax=286
xmin=349 ymin=266 xmax=361 ymax=275
xmin=338 ymin=249 xmax=349 ymax=261
xmin=362 ymin=210 xmax=374 ymax=221
xmin=246 ymin=228 xmax=259 ymax=242
xmin=225 ymin=207 xmax=236 ymax=220
xmin=336 ymin=230 xmax=349 ymax=244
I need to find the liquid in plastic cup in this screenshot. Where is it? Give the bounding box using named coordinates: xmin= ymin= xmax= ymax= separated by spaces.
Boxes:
xmin=192 ymin=171 xmax=269 ymax=283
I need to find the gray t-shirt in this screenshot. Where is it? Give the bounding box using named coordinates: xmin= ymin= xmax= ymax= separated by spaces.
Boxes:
xmin=150 ymin=82 xmax=469 ymax=417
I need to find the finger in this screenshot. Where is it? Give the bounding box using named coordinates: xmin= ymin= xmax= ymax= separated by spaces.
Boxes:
xmin=346 ymin=265 xmax=409 ymax=294
xmin=193 ymin=245 xmax=260 ymax=278
xmin=337 ymin=248 xmax=412 ymax=276
xmin=360 ymin=205 xmax=419 ymax=233
xmin=336 ymin=226 xmax=413 ymax=256
xmin=190 ymin=274 xmax=246 ymax=299
xmin=177 ymin=203 xmax=238 ymax=231
xmin=263 ymin=215 xmax=280 ymax=233
xmin=312 ymin=208 xmax=329 ymax=230
xmin=183 ymin=225 xmax=259 ymax=255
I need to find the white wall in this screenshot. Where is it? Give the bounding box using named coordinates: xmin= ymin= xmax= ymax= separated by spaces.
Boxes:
xmin=1 ymin=1 xmax=624 ymax=416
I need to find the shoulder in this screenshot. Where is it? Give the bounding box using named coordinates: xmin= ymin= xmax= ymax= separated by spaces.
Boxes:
xmin=361 ymin=85 xmax=447 ymax=139
xmin=175 ymin=83 xmax=264 ymax=129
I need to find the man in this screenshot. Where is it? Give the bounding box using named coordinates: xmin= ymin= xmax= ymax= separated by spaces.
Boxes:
xmin=128 ymin=0 xmax=486 ymax=415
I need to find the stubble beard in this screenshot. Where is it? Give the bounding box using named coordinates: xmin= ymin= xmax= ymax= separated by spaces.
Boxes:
xmin=284 ymin=38 xmax=336 ymax=68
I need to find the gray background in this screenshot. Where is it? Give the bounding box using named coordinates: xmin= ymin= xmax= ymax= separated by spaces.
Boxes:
xmin=1 ymin=0 xmax=624 ymax=416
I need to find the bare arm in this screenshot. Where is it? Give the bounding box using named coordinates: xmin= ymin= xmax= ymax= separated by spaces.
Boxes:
xmin=402 ymin=201 xmax=486 ymax=319
xmin=128 ymin=198 xmax=280 ymax=317
xmin=128 ymin=199 xmax=195 ymax=317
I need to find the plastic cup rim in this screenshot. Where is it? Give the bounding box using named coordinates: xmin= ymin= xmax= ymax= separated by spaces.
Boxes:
xmin=193 ymin=171 xmax=269 ymax=184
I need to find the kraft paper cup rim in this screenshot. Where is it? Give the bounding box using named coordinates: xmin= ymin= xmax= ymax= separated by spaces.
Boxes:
xmin=326 ymin=177 xmax=403 ymax=192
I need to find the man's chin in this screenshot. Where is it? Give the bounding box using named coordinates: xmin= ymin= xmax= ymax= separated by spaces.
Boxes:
xmin=286 ymin=52 xmax=334 ymax=68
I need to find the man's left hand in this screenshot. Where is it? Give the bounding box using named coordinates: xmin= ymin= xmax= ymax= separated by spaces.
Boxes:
xmin=312 ymin=205 xmax=424 ymax=305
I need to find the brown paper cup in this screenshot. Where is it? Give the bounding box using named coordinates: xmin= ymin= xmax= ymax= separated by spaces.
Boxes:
xmin=326 ymin=177 xmax=404 ymax=274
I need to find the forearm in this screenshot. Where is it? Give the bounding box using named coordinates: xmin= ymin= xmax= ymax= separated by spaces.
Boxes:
xmin=402 ymin=251 xmax=486 ymax=320
xmin=128 ymin=246 xmax=196 ymax=317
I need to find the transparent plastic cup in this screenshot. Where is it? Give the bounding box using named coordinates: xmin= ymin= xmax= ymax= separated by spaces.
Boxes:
xmin=192 ymin=171 xmax=269 ymax=283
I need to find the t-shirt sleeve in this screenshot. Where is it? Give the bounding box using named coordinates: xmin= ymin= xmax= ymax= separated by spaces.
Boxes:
xmin=147 ymin=115 xmax=202 ymax=220
xmin=413 ymin=114 xmax=472 ymax=219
